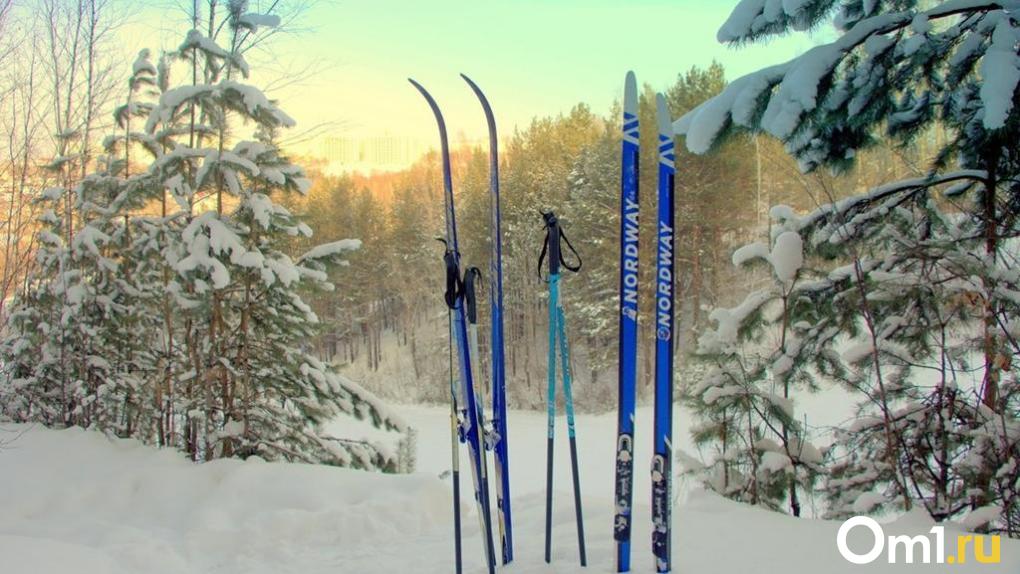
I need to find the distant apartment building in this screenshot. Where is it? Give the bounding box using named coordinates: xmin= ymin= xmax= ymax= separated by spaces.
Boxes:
xmin=321 ymin=135 xmax=429 ymax=172
xmin=320 ymin=134 xmax=487 ymax=172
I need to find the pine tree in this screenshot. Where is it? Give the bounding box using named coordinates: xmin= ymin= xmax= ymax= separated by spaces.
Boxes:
xmin=2 ymin=6 xmax=407 ymax=471
xmin=690 ymin=225 xmax=824 ymax=515
xmin=678 ymin=0 xmax=1019 ymax=534
xmin=564 ymin=126 xmax=619 ymax=407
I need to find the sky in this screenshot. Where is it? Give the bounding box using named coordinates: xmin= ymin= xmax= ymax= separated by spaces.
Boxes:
xmin=119 ymin=0 xmax=823 ymax=160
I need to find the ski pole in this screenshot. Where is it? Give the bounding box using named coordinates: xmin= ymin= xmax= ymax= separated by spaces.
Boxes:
xmin=447 ymin=310 xmax=463 ymax=574
xmin=558 ymin=304 xmax=587 ymax=566
xmin=439 ymin=238 xmax=463 ymax=574
xmin=544 ymin=257 xmax=557 ymax=564
xmin=539 ymin=211 xmax=585 ymax=566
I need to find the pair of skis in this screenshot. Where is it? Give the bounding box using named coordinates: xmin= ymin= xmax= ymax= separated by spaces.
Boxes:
xmin=612 ymin=72 xmax=676 ymax=573
xmin=410 ymin=76 xmax=513 ymax=573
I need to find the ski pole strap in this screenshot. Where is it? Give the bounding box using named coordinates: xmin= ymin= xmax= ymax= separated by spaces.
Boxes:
xmin=464 ymin=267 xmax=482 ymax=324
xmin=538 ymin=211 xmax=582 ymax=279
xmin=442 ymin=246 xmax=463 ymax=310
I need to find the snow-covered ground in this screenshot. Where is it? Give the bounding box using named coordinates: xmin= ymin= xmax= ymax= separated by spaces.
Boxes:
xmin=2 ymin=406 xmax=1016 ymax=573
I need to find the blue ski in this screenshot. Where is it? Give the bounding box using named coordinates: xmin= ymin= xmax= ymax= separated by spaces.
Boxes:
xmin=461 ymin=73 xmax=513 ymax=566
xmin=409 ymin=78 xmax=496 ymax=574
xmin=614 ymin=70 xmax=640 ymax=573
xmin=651 ymin=93 xmax=675 ymax=574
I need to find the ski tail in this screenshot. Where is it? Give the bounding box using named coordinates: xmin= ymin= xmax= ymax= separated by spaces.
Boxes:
xmin=614 ymin=70 xmax=640 ymax=573
xmin=461 ymin=73 xmax=513 ymax=566
xmin=651 ymin=93 xmax=676 ymax=574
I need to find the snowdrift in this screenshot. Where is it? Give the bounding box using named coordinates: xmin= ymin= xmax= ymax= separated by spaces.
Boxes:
xmin=2 ymin=411 xmax=1016 ymax=573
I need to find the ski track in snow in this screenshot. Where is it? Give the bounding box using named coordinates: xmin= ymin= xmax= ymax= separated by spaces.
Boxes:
xmin=2 ymin=404 xmax=1018 ymax=573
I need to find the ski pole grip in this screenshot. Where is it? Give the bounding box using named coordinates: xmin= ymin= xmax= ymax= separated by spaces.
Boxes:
xmin=543 ymin=211 xmax=561 ymax=276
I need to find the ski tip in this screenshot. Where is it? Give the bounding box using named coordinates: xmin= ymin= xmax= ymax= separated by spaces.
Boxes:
xmin=460 ymin=73 xmax=493 ymax=110
xmin=624 ymin=71 xmax=637 ymax=116
xmin=460 ymin=73 xmax=482 ymax=96
xmin=655 ymin=93 xmax=673 ymax=136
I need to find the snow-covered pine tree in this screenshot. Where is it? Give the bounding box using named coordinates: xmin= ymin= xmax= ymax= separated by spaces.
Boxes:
xmin=689 ymin=224 xmax=824 ymax=515
xmin=137 ymin=4 xmax=406 ymax=467
xmin=0 ymin=186 xmax=75 ymax=425
xmin=677 ymin=0 xmax=1019 ymax=534
xmin=67 ymin=49 xmax=163 ymax=436
xmin=3 ymin=4 xmax=407 ymax=472
xmin=3 ymin=49 xmax=171 ymax=437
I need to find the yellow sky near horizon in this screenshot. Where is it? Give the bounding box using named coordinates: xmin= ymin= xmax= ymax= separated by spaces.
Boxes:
xmin=115 ymin=1 xmax=825 ymax=171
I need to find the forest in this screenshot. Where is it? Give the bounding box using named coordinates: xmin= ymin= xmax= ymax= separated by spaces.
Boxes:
xmin=0 ymin=0 xmax=1017 ymax=540
xmin=295 ymin=64 xmax=944 ymax=411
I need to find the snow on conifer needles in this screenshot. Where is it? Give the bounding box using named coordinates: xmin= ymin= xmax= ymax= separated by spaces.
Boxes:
xmin=0 ymin=14 xmax=407 ymax=472
xmin=681 ymin=0 xmax=1019 ymax=533
xmin=678 ymin=1 xmax=1020 ymax=171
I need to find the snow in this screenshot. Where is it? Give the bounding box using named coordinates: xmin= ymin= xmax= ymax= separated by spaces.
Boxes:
xmin=717 ymin=0 xmax=767 ymax=43
xmin=41 ymin=187 xmax=64 ymax=201
xmin=3 ymin=403 xmax=1018 ymax=573
xmin=675 ymin=63 xmax=789 ymax=154
xmin=910 ymin=14 xmax=932 ymax=35
xmin=769 ymin=203 xmax=798 ymax=224
xmin=980 ymin=17 xmax=1020 ymax=130
xmin=853 ymin=492 xmax=886 ymax=514
xmin=702 ymin=383 xmax=744 ymax=404
xmin=716 ymin=0 xmax=816 ymax=43
xmin=681 ymin=12 xmax=916 ymax=153
xmin=700 ymin=290 xmax=773 ymax=353
xmin=771 ymin=230 xmax=803 ymax=283
xmin=761 ymin=450 xmax=792 ymax=473
xmin=732 ymin=241 xmax=770 ymax=266
xmin=772 ymin=354 xmax=795 ymax=376
xmin=677 ymin=1 xmax=1020 ymax=160
xmin=961 ymin=505 xmax=1003 ymax=530
xmin=237 ymin=13 xmax=281 ymax=32
xmin=842 ymin=340 xmax=875 ymax=364
xmin=73 ymin=225 xmax=111 ymax=258
xmin=179 ymin=29 xmax=229 ymax=59
xmin=132 ymin=49 xmax=156 ymax=77
xmin=147 ymin=82 xmax=294 ymax=133
xmin=300 ymin=239 xmax=362 ymax=262
xmin=221 ymin=80 xmax=296 ymax=127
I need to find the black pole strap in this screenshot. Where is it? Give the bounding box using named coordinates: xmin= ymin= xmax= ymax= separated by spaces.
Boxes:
xmin=537 ymin=211 xmax=582 ymax=279
xmin=439 ymin=239 xmax=463 ymax=310
xmin=559 ymin=229 xmax=582 ymax=272
xmin=464 ymin=267 xmax=482 ymax=325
